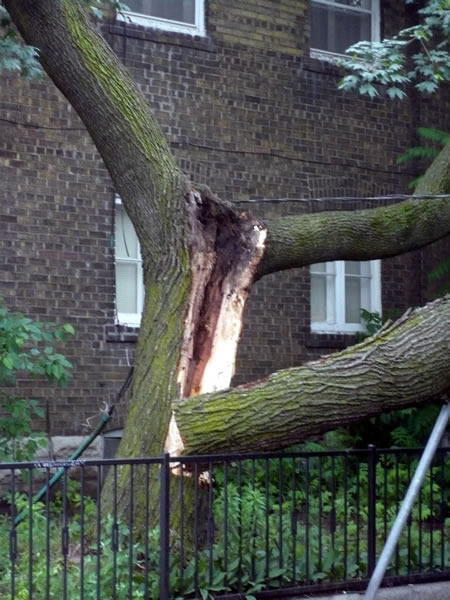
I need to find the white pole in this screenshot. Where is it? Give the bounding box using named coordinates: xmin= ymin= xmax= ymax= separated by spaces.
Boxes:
xmin=364 ymin=402 xmax=450 ymax=600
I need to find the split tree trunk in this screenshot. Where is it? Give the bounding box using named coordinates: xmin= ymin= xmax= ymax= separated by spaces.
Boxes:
xmin=175 ymin=296 xmax=450 ymax=454
xmin=6 ymin=0 xmax=450 ymax=535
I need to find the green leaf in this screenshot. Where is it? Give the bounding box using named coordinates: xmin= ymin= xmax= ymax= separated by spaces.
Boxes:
xmin=359 ymin=83 xmax=379 ymax=98
xmin=199 ymin=588 xmax=210 ymax=600
xmin=386 ymin=86 xmax=407 ymax=100
xmin=417 ymin=126 xmax=450 ymax=144
xmin=62 ymin=323 xmax=75 ymax=335
xmin=2 ymin=355 xmax=14 ymax=370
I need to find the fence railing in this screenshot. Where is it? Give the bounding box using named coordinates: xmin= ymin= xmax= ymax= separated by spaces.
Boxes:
xmin=1 ymin=446 xmax=449 ymax=599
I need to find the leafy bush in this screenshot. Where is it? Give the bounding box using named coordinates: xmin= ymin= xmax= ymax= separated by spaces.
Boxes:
xmin=0 ymin=298 xmax=74 ymax=461
xmin=1 ymin=451 xmax=449 ymax=600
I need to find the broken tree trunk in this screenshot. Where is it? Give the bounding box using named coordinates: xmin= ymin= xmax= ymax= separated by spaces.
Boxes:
xmin=7 ymin=0 xmax=450 ymax=538
xmin=174 ymin=296 xmax=450 ymax=454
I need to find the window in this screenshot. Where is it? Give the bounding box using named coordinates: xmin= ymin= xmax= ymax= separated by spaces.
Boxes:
xmin=310 ymin=0 xmax=379 ymax=57
xmin=115 ymin=198 xmax=144 ymax=326
xmin=103 ymin=429 xmax=123 ymax=460
xmin=310 ymin=260 xmax=381 ymax=333
xmin=121 ymin=0 xmax=205 ymax=36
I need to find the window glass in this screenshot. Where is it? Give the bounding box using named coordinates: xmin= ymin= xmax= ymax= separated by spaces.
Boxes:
xmin=116 ymin=263 xmax=139 ymax=314
xmin=125 ymin=0 xmax=196 ymax=24
xmin=311 ymin=262 xmax=327 ymax=273
xmin=310 ymin=260 xmax=381 ymax=333
xmin=311 ymin=0 xmax=377 ymax=56
xmin=311 ymin=2 xmax=372 ymax=54
xmin=115 ymin=209 xmax=139 ymax=259
xmin=115 ymin=203 xmax=143 ymax=325
xmin=345 ymin=276 xmax=362 ymax=323
xmin=345 ymin=261 xmax=361 ymax=275
xmin=311 ymin=274 xmax=328 ymax=322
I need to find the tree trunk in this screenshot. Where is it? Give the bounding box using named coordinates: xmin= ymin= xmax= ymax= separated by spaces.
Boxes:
xmin=6 ymin=0 xmax=450 ymax=536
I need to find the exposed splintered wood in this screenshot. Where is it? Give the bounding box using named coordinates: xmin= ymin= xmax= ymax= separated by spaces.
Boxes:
xmin=9 ymin=0 xmax=450 ymax=544
xmin=174 ymin=296 xmax=450 ymax=455
xmin=165 ymin=187 xmax=266 ymax=456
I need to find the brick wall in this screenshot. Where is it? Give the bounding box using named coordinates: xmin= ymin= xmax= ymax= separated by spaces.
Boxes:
xmin=0 ymin=0 xmax=448 ymax=435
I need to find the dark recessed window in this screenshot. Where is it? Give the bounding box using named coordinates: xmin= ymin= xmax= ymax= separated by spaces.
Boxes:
xmin=311 ymin=0 xmax=379 ymax=57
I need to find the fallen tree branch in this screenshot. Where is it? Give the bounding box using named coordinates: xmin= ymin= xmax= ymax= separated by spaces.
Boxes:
xmin=175 ymin=296 xmax=450 ymax=454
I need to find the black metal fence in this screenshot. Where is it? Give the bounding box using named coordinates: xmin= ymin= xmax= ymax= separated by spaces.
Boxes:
xmin=1 ymin=446 xmax=450 ymax=599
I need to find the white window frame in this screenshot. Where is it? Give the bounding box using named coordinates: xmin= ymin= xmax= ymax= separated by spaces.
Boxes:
xmin=310 ymin=0 xmax=380 ymax=61
xmin=310 ymin=260 xmax=381 ymax=333
xmin=118 ymin=0 xmax=205 ymax=36
xmin=115 ymin=197 xmax=144 ymax=327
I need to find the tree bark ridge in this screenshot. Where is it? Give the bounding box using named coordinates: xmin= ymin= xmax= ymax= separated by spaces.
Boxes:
xmin=259 ymin=196 xmax=450 ymax=278
xmin=175 ymin=296 xmax=450 ymax=454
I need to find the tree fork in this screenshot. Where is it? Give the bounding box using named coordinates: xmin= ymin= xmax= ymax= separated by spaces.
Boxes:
xmin=166 ymin=187 xmax=266 ymax=455
xmin=6 ymin=0 xmax=450 ymax=540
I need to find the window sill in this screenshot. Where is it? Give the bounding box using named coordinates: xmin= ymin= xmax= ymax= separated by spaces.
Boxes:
xmin=306 ymin=332 xmax=357 ymax=350
xmin=106 ymin=20 xmax=215 ymax=53
xmin=303 ymin=50 xmax=345 ymax=76
xmin=310 ymin=48 xmax=346 ymax=64
xmin=118 ymin=12 xmax=204 ymax=36
xmin=106 ymin=324 xmax=139 ymax=343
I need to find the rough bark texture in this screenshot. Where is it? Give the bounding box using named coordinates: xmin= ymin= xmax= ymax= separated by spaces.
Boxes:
xmin=259 ymin=195 xmax=450 ymax=278
xmin=415 ymin=140 xmax=450 ymax=195
xmin=4 ymin=0 xmax=194 ymax=523
xmin=175 ymin=296 xmax=450 ymax=455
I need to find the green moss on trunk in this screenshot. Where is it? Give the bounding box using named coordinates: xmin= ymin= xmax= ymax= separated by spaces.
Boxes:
xmin=175 ymin=297 xmax=450 ymax=455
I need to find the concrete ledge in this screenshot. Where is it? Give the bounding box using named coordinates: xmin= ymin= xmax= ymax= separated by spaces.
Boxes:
xmin=301 ymin=581 xmax=450 ymax=600
xmin=0 ymin=436 xmax=104 ymax=495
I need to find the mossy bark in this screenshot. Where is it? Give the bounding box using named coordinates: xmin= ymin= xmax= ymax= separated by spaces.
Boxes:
xmin=175 ymin=296 xmax=450 ymax=454
xmin=5 ymin=0 xmax=192 ymax=528
xmin=259 ymin=195 xmax=450 ymax=277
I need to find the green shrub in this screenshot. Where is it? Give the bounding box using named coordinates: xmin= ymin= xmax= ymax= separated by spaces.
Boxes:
xmin=1 ymin=453 xmax=448 ymax=600
xmin=0 ymin=298 xmax=74 ymax=461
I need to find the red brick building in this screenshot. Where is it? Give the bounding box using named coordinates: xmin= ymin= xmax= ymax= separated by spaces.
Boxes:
xmin=0 ymin=0 xmax=448 ymax=447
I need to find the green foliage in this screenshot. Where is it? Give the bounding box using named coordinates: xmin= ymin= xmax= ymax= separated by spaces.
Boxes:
xmin=0 ymin=298 xmax=74 ymax=461
xmin=427 ymin=256 xmax=450 ymax=296
xmin=1 ymin=453 xmax=449 ymax=599
xmin=339 ymin=0 xmax=450 ymax=99
xmin=395 ymin=126 xmax=450 ymax=295
xmin=0 ymin=6 xmax=41 ymax=79
xmin=354 ymin=308 xmax=382 ymax=343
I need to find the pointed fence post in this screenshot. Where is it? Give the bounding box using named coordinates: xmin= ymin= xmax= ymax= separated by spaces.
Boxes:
xmin=367 ymin=444 xmax=377 ymax=578
xmin=160 ymin=452 xmax=170 ymax=600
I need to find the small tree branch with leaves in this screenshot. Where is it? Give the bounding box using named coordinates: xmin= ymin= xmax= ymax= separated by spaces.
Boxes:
xmin=339 ymin=0 xmax=450 ymax=99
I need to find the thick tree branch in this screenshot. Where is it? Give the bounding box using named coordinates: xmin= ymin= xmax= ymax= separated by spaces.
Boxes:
xmin=258 ymin=195 xmax=450 ymax=278
xmin=258 ymin=140 xmax=450 ymax=278
xmin=175 ymin=296 xmax=450 ymax=454
xmin=415 ymin=140 xmax=450 ymax=195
